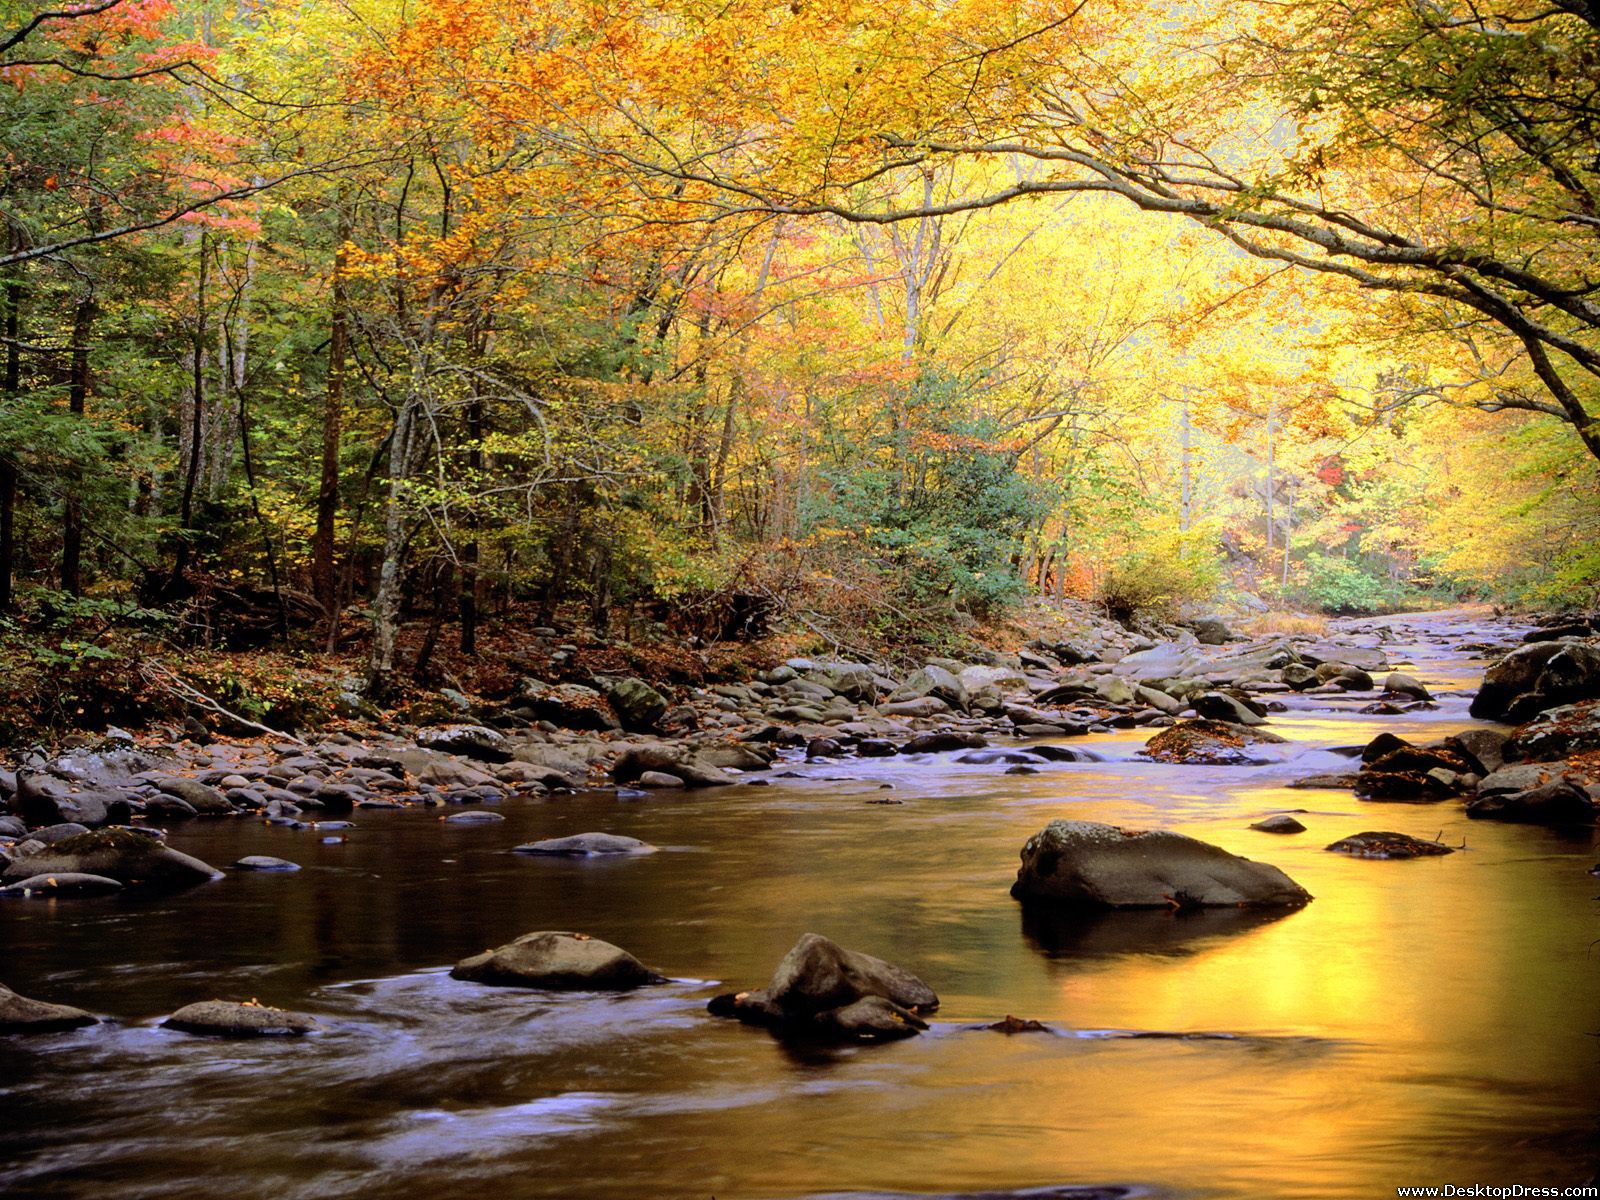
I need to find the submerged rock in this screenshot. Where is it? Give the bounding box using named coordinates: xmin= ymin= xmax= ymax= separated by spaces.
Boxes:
xmin=1326 ymin=831 xmax=1454 ymax=859
xmin=1011 ymin=820 xmax=1311 ymax=909
xmin=513 ymin=833 xmax=658 ymax=856
xmin=0 ymin=982 xmax=97 ymax=1033
xmin=450 ymin=931 xmax=665 ymax=990
xmin=708 ymin=933 xmax=939 ymax=1043
xmin=1 ymin=828 xmax=220 ymax=890
xmin=163 ymin=1000 xmax=317 ymax=1037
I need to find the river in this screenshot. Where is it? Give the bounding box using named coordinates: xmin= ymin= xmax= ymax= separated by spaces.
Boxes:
xmin=2 ymin=609 xmax=1596 ymax=1199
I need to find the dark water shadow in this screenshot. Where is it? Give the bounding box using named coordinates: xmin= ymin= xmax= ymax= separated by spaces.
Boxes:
xmin=1019 ymin=902 xmax=1297 ymax=961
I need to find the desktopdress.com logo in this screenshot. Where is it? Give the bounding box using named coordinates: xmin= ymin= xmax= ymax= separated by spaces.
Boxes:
xmin=1396 ymin=1187 xmax=1600 ymax=1197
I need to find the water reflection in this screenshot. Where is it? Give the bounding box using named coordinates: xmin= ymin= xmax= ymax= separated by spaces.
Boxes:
xmin=0 ymin=611 xmax=1596 ymax=1200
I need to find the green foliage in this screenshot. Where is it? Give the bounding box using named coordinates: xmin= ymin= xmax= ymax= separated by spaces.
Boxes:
xmin=1297 ymin=552 xmax=1406 ymax=614
xmin=1096 ymin=527 xmax=1223 ymax=622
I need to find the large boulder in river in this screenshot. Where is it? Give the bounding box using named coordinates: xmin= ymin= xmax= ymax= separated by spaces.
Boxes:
xmin=0 ymin=982 xmax=97 ymax=1033
xmin=163 ymin=1000 xmax=317 ymax=1037
xmin=894 ymin=664 xmax=968 ymax=711
xmin=450 ymin=931 xmax=665 ymax=990
xmin=1470 ymin=639 xmax=1600 ymax=721
xmin=12 ymin=772 xmax=130 ymax=829
xmin=1466 ymin=781 xmax=1597 ymax=825
xmin=1505 ymin=700 xmax=1600 ymax=763
xmin=1 ymin=827 xmax=221 ymax=890
xmin=1011 ymin=820 xmax=1311 ymax=909
xmin=708 ymin=933 xmax=938 ymax=1043
xmin=1326 ymin=831 xmax=1454 ymax=859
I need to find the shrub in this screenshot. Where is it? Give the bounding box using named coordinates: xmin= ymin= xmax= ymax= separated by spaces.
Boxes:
xmin=1096 ymin=529 xmax=1222 ymax=623
xmin=1297 ymin=552 xmax=1406 ymax=614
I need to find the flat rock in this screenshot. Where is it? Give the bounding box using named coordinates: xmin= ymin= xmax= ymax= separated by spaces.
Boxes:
xmin=0 ymin=982 xmax=97 ymax=1033
xmin=1326 ymin=831 xmax=1454 ymax=859
xmin=233 ymin=856 xmax=300 ymax=872
xmin=0 ymin=872 xmax=124 ymax=896
xmin=514 ymin=833 xmax=658 ymax=856
xmin=1466 ymin=781 xmax=1597 ymax=825
xmin=450 ymin=931 xmax=664 ymax=989
xmin=163 ymin=1000 xmax=317 ymax=1037
xmin=1249 ymin=814 xmax=1306 ymax=834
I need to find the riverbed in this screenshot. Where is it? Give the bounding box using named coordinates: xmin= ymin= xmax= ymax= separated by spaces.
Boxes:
xmin=2 ymin=610 xmax=1596 ymax=1199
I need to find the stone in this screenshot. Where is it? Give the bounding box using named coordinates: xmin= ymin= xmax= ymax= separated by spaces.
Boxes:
xmin=233 ymin=856 xmax=300 ymax=872
xmin=155 ymin=777 xmax=234 ymax=815
xmin=415 ymin=724 xmax=513 ymax=763
xmin=1466 ymin=781 xmax=1597 ymax=825
xmin=902 ymin=731 xmax=987 ymax=754
xmin=766 ymin=933 xmax=939 ymax=1017
xmin=1470 ymin=639 xmax=1600 ymax=720
xmin=0 ymin=982 xmax=97 ymax=1033
xmin=636 ymin=770 xmax=685 ymax=789
xmin=1383 ymin=672 xmax=1432 ymax=702
xmin=1143 ymin=720 xmax=1283 ymax=766
xmin=515 ymin=681 xmax=620 ymax=731
xmin=708 ymin=933 xmax=938 ymax=1044
xmin=12 ymin=774 xmax=129 ymax=829
xmin=1192 ymin=691 xmax=1265 ymax=726
xmin=1 ymin=828 xmax=221 ymax=890
xmin=450 ymin=931 xmax=664 ymax=990
xmin=895 ymin=665 xmax=968 ymax=711
xmin=1325 ymin=831 xmax=1454 ymax=859
xmin=1281 ymin=663 xmax=1319 ymax=690
xmin=1011 ymin=819 xmax=1311 ymax=908
xmin=442 ymin=810 xmax=505 ymax=824
xmin=514 ymin=833 xmax=658 ymax=856
xmin=163 ymin=1000 xmax=317 ymax=1037
xmin=1250 ymin=814 xmax=1306 ymax=834
xmin=0 ymin=872 xmax=124 ymax=896
xmin=607 ymin=678 xmax=670 ymax=732
xmin=1192 ymin=616 xmax=1233 ymax=645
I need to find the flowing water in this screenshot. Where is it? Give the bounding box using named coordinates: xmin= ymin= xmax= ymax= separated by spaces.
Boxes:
xmin=2 ymin=610 xmax=1597 ymax=1199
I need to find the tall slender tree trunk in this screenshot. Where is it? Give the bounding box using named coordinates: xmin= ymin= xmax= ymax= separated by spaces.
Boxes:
xmin=61 ymin=292 xmax=95 ymax=595
xmin=171 ymin=230 xmax=208 ymax=590
xmin=367 ymin=396 xmax=416 ymax=700
xmin=458 ymin=393 xmax=483 ymax=655
xmin=0 ymin=260 xmax=21 ymax=611
xmin=313 ymin=211 xmax=349 ymax=620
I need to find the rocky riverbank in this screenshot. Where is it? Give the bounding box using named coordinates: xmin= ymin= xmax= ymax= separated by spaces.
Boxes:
xmin=4 ymin=607 xmax=1598 ymax=894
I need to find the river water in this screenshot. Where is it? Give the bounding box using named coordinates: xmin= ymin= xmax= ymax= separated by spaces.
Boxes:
xmin=2 ymin=610 xmax=1596 ymax=1199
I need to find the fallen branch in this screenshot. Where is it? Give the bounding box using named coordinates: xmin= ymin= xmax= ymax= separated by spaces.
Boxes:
xmin=139 ymin=660 xmax=308 ymax=746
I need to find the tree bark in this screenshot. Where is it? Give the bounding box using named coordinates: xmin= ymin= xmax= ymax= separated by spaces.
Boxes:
xmin=0 ymin=260 xmax=20 ymax=610
xmin=61 ymin=291 xmax=95 ymax=595
xmin=313 ymin=209 xmax=349 ymax=619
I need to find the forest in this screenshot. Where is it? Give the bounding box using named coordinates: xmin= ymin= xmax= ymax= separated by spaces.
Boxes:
xmin=3 ymin=3 xmax=1600 ymax=1198
xmin=0 ymin=0 xmax=1596 ymax=735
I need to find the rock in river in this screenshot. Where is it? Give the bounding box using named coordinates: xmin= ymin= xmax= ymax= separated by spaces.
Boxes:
xmin=0 ymin=982 xmax=97 ymax=1033
xmin=514 ymin=833 xmax=658 ymax=856
xmin=1466 ymin=781 xmax=1597 ymax=826
xmin=1250 ymin=814 xmax=1306 ymax=834
xmin=233 ymin=856 xmax=300 ymax=872
xmin=1326 ymin=831 xmax=1454 ymax=860
xmin=1143 ymin=720 xmax=1284 ymax=765
xmin=708 ymin=932 xmax=938 ymax=1043
xmin=0 ymin=871 xmax=124 ymax=896
xmin=1011 ymin=819 xmax=1312 ymax=909
xmin=1 ymin=827 xmax=221 ymax=890
xmin=163 ymin=1000 xmax=317 ymax=1037
xmin=450 ymin=931 xmax=665 ymax=990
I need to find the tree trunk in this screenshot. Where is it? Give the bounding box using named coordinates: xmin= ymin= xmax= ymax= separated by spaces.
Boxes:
xmin=171 ymin=230 xmax=208 ymax=590
xmin=0 ymin=262 xmax=21 ymax=611
xmin=367 ymin=396 xmax=416 ymax=701
xmin=61 ymin=292 xmax=95 ymax=595
xmin=313 ymin=210 xmax=349 ymax=619
xmin=458 ymin=393 xmax=483 ymax=654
